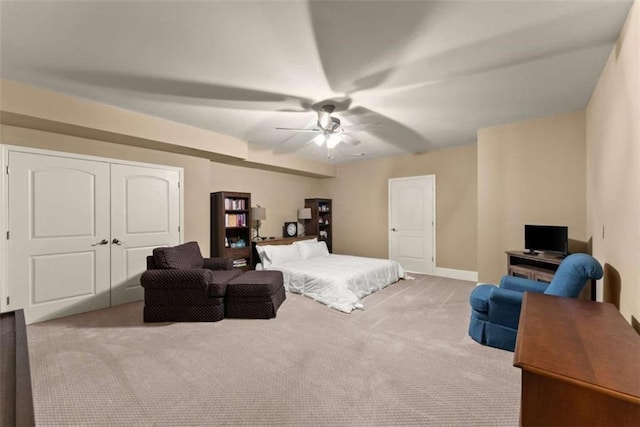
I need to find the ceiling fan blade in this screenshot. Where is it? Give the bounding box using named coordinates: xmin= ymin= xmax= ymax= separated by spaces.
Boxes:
xmin=341 ymin=122 xmax=380 ymax=132
xmin=273 ymin=134 xmax=319 ymax=154
xmin=340 ymin=134 xmax=361 ymax=146
xmin=344 ymin=106 xmax=435 ymax=152
xmin=275 ymin=127 xmax=321 ymax=133
xmin=42 ymin=69 xmax=315 ymax=112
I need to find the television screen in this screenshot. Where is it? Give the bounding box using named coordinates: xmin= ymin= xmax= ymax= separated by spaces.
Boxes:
xmin=524 ymin=225 xmax=568 ymax=255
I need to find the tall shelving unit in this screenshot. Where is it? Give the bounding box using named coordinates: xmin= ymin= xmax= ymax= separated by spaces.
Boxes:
xmin=304 ymin=198 xmax=332 ymax=253
xmin=210 ymin=191 xmax=252 ymax=270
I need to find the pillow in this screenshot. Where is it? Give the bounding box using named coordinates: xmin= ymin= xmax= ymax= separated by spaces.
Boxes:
xmin=298 ymin=241 xmax=329 ymax=259
xmin=153 ymin=241 xmax=204 ymax=269
xmin=255 ymin=245 xmax=271 ymax=268
xmin=263 ymin=244 xmax=302 ymax=266
xmin=293 ymin=237 xmax=318 ymax=247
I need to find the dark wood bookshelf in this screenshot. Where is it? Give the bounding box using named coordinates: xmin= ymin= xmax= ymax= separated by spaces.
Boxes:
xmin=304 ymin=198 xmax=332 ymax=253
xmin=210 ymin=191 xmax=252 ymax=270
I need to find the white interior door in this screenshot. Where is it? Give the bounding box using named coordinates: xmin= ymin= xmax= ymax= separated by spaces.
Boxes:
xmin=110 ymin=164 xmax=180 ymax=306
xmin=7 ymin=152 xmax=111 ymax=324
xmin=389 ymin=176 xmax=435 ymax=274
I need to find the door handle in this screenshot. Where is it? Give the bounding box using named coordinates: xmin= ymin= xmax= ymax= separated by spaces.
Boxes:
xmin=112 ymin=238 xmax=125 ymax=245
xmin=91 ymin=239 xmax=109 ymax=246
xmin=391 ymin=228 xmax=398 ymax=232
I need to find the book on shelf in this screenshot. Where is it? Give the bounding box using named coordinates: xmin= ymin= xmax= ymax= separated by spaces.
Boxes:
xmin=225 ymin=213 xmax=247 ymax=227
xmin=232 ymin=259 xmax=247 ymax=267
xmin=224 ymin=198 xmax=246 ymax=211
xmin=225 ymin=213 xmax=236 ymax=227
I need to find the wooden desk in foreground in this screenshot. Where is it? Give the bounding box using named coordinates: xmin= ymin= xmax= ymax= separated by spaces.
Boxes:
xmin=514 ymin=293 xmax=640 ymax=426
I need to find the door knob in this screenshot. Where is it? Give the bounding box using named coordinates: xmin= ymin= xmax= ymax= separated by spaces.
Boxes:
xmin=112 ymin=238 xmax=125 ymax=245
xmin=391 ymin=228 xmax=398 ymax=232
xmin=92 ymin=239 xmax=109 ymax=246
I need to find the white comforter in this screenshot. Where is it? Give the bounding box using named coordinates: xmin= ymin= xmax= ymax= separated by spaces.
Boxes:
xmin=265 ymin=254 xmax=406 ymax=313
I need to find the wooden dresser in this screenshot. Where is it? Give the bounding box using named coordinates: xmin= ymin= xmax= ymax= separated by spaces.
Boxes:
xmin=514 ymin=293 xmax=640 ymax=426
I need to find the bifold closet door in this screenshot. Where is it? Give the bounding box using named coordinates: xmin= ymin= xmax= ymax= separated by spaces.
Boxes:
xmin=6 ymin=150 xmax=182 ymax=323
xmin=7 ymin=152 xmax=111 ymax=324
xmin=109 ymin=164 xmax=180 ymax=306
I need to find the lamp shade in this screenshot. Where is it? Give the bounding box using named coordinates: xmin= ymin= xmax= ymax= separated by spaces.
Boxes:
xmin=251 ymin=206 xmax=266 ymax=221
xmin=298 ymin=208 xmax=312 ymax=220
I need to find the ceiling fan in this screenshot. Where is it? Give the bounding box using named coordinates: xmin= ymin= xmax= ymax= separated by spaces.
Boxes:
xmin=275 ymin=102 xmax=371 ymax=159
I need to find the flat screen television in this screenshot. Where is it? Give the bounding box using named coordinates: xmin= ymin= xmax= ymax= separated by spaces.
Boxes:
xmin=524 ymin=224 xmax=568 ymax=256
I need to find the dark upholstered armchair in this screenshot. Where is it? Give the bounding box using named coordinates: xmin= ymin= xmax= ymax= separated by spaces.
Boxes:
xmin=468 ymin=253 xmax=603 ymax=351
xmin=141 ymin=241 xmax=242 ymax=322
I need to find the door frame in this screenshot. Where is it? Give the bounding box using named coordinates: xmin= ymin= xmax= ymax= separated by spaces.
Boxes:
xmin=0 ymin=144 xmax=184 ymax=314
xmin=388 ymin=175 xmax=436 ymax=274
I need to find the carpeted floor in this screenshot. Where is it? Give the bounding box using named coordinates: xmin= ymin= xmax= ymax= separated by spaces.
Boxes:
xmin=27 ymin=275 xmax=520 ymax=426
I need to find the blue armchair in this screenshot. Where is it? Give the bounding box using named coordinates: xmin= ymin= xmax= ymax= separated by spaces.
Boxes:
xmin=468 ymin=253 xmax=603 ymax=351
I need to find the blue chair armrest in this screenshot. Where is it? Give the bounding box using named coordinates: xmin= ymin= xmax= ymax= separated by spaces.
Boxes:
xmin=500 ymin=275 xmax=547 ymax=294
xmin=489 ymin=288 xmax=525 ymax=329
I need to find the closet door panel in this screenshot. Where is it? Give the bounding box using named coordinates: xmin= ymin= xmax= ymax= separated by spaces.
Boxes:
xmin=7 ymin=151 xmax=111 ymax=324
xmin=110 ymin=164 xmax=180 ymax=306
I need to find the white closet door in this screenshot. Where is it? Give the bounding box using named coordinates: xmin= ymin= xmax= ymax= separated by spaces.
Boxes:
xmin=389 ymin=175 xmax=435 ymax=274
xmin=110 ymin=164 xmax=180 ymax=306
xmin=7 ymin=152 xmax=111 ymax=324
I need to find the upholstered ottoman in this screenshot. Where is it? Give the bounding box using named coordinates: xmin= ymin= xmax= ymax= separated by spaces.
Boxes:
xmin=225 ymin=271 xmax=285 ymax=319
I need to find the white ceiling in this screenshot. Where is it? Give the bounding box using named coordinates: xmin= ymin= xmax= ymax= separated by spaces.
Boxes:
xmin=0 ymin=0 xmax=633 ymax=164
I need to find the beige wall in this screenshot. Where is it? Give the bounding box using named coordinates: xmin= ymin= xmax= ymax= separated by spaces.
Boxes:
xmin=586 ymin=0 xmax=639 ymax=323
xmin=209 ymin=163 xmax=321 ymax=241
xmin=0 ymin=79 xmax=336 ymax=178
xmin=477 ymin=110 xmax=587 ymax=283
xmin=0 ymin=125 xmax=212 ymax=254
xmin=322 ymin=144 xmax=478 ymax=272
xmin=0 ymin=79 xmax=248 ymax=160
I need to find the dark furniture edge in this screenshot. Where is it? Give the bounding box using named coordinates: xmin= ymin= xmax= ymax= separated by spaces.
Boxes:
xmin=15 ymin=310 xmax=35 ymax=426
xmin=1 ymin=310 xmax=35 ymax=427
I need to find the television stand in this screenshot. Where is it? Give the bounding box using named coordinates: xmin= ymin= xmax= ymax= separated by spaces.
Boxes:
xmin=524 ymin=250 xmax=538 ymax=256
xmin=506 ymin=250 xmax=595 ymax=301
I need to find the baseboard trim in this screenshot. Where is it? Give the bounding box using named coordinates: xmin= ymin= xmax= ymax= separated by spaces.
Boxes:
xmin=435 ymin=267 xmax=478 ymax=282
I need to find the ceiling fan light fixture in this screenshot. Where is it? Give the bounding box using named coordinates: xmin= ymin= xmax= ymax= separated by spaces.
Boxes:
xmin=318 ymin=111 xmax=332 ymax=129
xmin=312 ymin=134 xmax=326 ymax=146
xmin=330 ymin=117 xmax=341 ymax=131
xmin=326 ymin=133 xmax=341 ymax=149
xmin=274 ymin=98 xmax=367 ymax=159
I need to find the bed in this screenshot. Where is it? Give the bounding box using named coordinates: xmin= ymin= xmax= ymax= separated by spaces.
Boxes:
xmin=255 ymin=237 xmax=407 ymax=313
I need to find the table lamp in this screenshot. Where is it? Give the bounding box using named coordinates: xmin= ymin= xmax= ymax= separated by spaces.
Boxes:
xmin=298 ymin=208 xmax=311 ymax=237
xmin=251 ymin=206 xmax=266 ymax=240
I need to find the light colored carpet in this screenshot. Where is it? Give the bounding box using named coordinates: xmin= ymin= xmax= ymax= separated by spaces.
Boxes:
xmin=27 ymin=275 xmax=520 ymax=426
